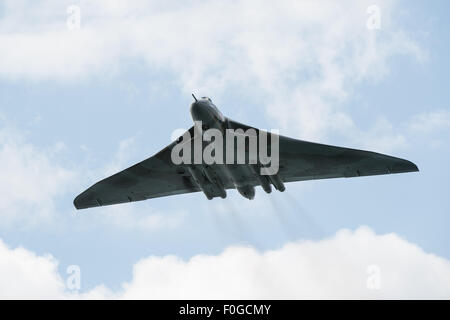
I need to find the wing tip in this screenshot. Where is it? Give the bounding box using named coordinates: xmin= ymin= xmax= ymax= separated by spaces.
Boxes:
xmin=405 ymin=159 xmax=419 ymax=173
xmin=73 ymin=191 xmax=101 ymax=210
xmin=73 ymin=199 xmax=80 ymax=210
xmin=393 ymin=158 xmax=419 ymax=174
xmin=73 ymin=195 xmax=86 ymax=210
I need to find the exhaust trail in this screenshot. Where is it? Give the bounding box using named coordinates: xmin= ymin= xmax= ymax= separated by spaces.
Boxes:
xmin=284 ymin=191 xmax=325 ymax=237
xmin=268 ymin=195 xmax=298 ymax=241
xmin=206 ymin=200 xmax=229 ymax=242
xmin=205 ymin=198 xmax=249 ymax=244
xmin=224 ymin=199 xmax=262 ymax=249
xmin=268 ymin=189 xmax=325 ymax=241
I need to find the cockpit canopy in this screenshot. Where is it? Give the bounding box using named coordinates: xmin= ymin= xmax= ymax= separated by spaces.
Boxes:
xmin=201 ymin=96 xmax=212 ymax=102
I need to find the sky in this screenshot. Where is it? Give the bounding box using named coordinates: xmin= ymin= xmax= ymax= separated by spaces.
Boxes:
xmin=0 ymin=0 xmax=449 ymax=299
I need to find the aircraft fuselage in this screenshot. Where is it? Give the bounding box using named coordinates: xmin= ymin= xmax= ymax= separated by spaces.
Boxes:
xmin=188 ymin=96 xmax=273 ymax=200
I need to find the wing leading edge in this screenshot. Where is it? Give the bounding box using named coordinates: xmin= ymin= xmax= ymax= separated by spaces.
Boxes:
xmin=227 ymin=118 xmax=418 ymax=183
xmin=73 ymin=126 xmax=199 ymax=209
xmin=277 ymin=134 xmax=418 ymax=183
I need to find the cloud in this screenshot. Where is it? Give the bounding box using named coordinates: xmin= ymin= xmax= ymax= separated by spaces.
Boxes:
xmin=0 ymin=238 xmax=65 ymax=299
xmin=2 ymin=226 xmax=450 ymax=299
xmin=102 ymin=137 xmax=139 ymax=177
xmin=0 ymin=126 xmax=74 ymax=227
xmin=349 ymin=117 xmax=408 ymax=153
xmin=0 ymin=124 xmax=185 ymax=231
xmin=89 ymin=204 xmax=187 ymax=231
xmin=347 ymin=108 xmax=450 ymax=153
xmin=0 ymin=238 xmax=110 ymax=299
xmin=0 ymin=0 xmax=425 ymax=143
xmin=117 ymin=226 xmax=450 ymax=299
xmin=408 ymin=110 xmax=450 ymax=134
xmin=76 ymin=136 xmax=187 ymax=231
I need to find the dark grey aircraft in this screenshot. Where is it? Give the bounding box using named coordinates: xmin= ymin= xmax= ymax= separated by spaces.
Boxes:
xmin=74 ymin=96 xmax=418 ymax=209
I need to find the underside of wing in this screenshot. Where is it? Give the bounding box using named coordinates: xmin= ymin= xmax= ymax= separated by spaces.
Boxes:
xmin=226 ymin=118 xmax=418 ymax=183
xmin=74 ymin=127 xmax=199 ymax=209
xmin=278 ymin=135 xmax=419 ymax=182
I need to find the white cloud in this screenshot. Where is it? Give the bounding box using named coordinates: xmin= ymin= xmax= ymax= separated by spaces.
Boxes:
xmin=0 ymin=126 xmax=74 ymax=227
xmin=0 ymin=238 xmax=65 ymax=299
xmin=2 ymin=227 xmax=450 ymax=299
xmin=102 ymin=137 xmax=139 ymax=177
xmin=90 ymin=204 xmax=187 ymax=231
xmin=0 ymin=238 xmax=111 ymax=299
xmin=0 ymin=125 xmax=185 ymax=230
xmin=77 ymin=136 xmax=187 ymax=231
xmin=345 ymin=108 xmax=450 ymax=153
xmin=408 ymin=110 xmax=450 ymax=134
xmin=350 ymin=117 xmax=408 ymax=153
xmin=0 ymin=0 xmax=425 ymax=144
xmin=118 ymin=226 xmax=450 ymax=299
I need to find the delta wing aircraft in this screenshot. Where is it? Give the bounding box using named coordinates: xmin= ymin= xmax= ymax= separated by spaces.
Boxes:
xmin=74 ymin=95 xmax=418 ymax=209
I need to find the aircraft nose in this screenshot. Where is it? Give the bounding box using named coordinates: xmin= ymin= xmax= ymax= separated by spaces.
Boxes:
xmin=190 ymin=101 xmax=209 ymax=122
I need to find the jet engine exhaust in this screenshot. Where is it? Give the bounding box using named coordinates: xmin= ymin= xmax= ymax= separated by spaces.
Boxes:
xmin=236 ymin=185 xmax=255 ymax=200
xmin=203 ymin=165 xmax=227 ymax=199
xmin=268 ymin=173 xmax=285 ymax=192
xmin=187 ymin=166 xmax=214 ymax=200
xmin=249 ymin=164 xmax=272 ymax=194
